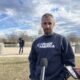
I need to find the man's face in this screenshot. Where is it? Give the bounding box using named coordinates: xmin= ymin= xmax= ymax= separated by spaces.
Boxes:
xmin=41 ymin=16 xmax=55 ymax=35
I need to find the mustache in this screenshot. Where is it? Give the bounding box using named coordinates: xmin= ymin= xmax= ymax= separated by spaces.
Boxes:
xmin=44 ymin=28 xmax=51 ymax=30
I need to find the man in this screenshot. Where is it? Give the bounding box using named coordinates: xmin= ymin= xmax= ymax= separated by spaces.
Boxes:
xmin=18 ymin=38 xmax=25 ymax=54
xmin=28 ymin=13 xmax=75 ymax=80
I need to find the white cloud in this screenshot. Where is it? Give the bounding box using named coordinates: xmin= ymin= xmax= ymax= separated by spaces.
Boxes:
xmin=5 ymin=8 xmax=17 ymax=16
xmin=26 ymin=29 xmax=38 ymax=36
xmin=0 ymin=0 xmax=80 ymax=37
xmin=33 ymin=0 xmax=53 ymax=17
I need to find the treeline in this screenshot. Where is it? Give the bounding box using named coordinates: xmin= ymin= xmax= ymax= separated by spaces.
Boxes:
xmin=0 ymin=32 xmax=80 ymax=44
xmin=0 ymin=33 xmax=36 ymax=44
xmin=67 ymin=33 xmax=80 ymax=43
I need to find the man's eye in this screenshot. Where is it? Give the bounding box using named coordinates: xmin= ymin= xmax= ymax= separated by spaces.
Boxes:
xmin=43 ymin=22 xmax=47 ymax=25
xmin=43 ymin=22 xmax=52 ymax=25
xmin=48 ymin=22 xmax=52 ymax=25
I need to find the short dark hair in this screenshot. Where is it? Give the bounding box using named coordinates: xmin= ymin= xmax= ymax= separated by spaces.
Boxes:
xmin=42 ymin=13 xmax=54 ymax=19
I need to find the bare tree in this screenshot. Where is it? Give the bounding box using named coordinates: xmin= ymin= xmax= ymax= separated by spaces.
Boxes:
xmin=67 ymin=33 xmax=80 ymax=43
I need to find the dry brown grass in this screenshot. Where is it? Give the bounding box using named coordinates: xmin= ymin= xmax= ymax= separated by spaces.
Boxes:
xmin=0 ymin=57 xmax=29 ymax=80
xmin=0 ymin=56 xmax=80 ymax=80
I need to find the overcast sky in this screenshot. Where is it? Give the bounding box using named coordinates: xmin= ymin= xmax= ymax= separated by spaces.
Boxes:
xmin=0 ymin=0 xmax=80 ymax=37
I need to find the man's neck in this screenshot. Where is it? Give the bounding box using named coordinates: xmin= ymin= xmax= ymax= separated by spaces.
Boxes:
xmin=44 ymin=32 xmax=54 ymax=37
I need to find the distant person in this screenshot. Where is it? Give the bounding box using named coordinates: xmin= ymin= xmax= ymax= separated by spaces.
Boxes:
xmin=18 ymin=38 xmax=25 ymax=54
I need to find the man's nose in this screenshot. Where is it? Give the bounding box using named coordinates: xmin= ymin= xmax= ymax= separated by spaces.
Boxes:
xmin=46 ymin=24 xmax=50 ymax=28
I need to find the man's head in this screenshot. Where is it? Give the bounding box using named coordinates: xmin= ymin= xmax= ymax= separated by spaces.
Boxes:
xmin=41 ymin=13 xmax=55 ymax=36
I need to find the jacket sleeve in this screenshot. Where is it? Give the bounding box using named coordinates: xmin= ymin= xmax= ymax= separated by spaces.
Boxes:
xmin=61 ymin=37 xmax=75 ymax=67
xmin=60 ymin=37 xmax=75 ymax=79
xmin=28 ymin=42 xmax=37 ymax=79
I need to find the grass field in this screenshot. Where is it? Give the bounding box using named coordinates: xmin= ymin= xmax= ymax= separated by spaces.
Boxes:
xmin=0 ymin=56 xmax=80 ymax=80
xmin=0 ymin=57 xmax=29 ymax=80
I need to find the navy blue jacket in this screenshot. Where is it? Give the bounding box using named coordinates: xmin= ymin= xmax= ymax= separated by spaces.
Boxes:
xmin=19 ymin=39 xmax=24 ymax=47
xmin=29 ymin=33 xmax=75 ymax=80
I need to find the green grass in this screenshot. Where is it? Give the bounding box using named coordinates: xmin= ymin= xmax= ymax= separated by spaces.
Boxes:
xmin=0 ymin=56 xmax=80 ymax=80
